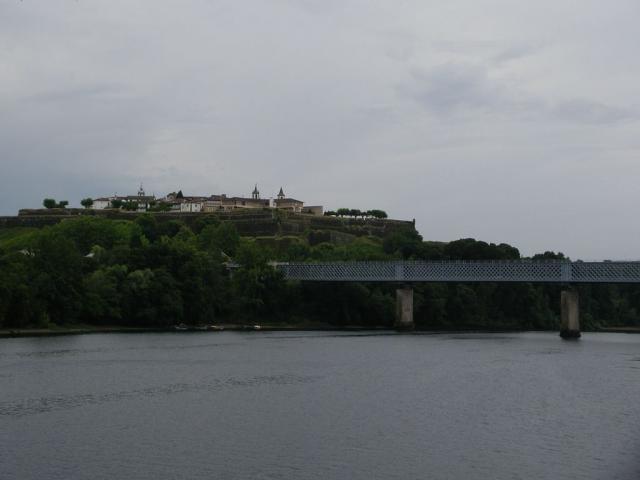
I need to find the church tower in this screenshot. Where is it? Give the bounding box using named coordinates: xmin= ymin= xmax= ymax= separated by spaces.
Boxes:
xmin=277 ymin=187 xmax=285 ymax=200
xmin=138 ymin=183 xmax=145 ymax=197
xmin=252 ymin=184 xmax=260 ymax=200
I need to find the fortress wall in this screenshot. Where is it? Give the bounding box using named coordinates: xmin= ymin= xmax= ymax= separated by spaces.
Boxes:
xmin=3 ymin=209 xmax=416 ymax=240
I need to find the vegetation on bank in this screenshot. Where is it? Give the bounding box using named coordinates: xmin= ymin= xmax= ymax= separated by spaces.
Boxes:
xmin=0 ymin=215 xmax=639 ymax=331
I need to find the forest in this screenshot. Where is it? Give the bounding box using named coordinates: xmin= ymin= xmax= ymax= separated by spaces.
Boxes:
xmin=1 ymin=215 xmax=639 ymax=330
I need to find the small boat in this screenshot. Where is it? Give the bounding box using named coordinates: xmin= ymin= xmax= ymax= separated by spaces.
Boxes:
xmin=207 ymin=325 xmax=225 ymax=331
xmin=174 ymin=323 xmax=189 ymax=331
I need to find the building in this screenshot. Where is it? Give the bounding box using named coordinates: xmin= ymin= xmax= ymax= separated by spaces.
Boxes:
xmin=302 ymin=206 xmax=323 ymax=216
xmin=273 ymin=187 xmax=304 ymax=213
xmin=178 ymin=196 xmax=207 ymax=213
xmin=91 ymin=185 xmax=155 ymax=211
xmin=92 ymin=197 xmax=112 ymax=210
xmin=90 ymin=184 xmax=323 ymax=215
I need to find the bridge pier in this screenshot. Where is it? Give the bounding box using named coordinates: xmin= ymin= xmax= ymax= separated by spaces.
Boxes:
xmin=395 ymin=286 xmax=414 ymax=330
xmin=560 ymin=288 xmax=581 ymax=339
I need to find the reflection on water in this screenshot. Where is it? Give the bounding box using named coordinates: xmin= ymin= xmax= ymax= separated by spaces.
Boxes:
xmin=1 ymin=331 xmax=639 ymax=480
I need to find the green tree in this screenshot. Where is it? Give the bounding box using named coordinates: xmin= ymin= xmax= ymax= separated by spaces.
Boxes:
xmin=43 ymin=198 xmax=56 ymax=209
xmin=80 ymin=198 xmax=94 ymax=209
xmin=193 ymin=215 xmax=220 ymax=234
xmin=31 ymin=230 xmax=84 ymax=325
xmin=83 ymin=265 xmax=128 ymax=323
xmin=532 ymin=251 xmax=567 ymax=260
xmin=149 ymin=201 xmax=172 ymax=212
xmin=367 ymin=209 xmax=387 ymax=219
xmin=52 ymin=217 xmax=135 ymax=254
xmin=110 ymin=199 xmax=123 ymax=209
xmin=157 ymin=220 xmax=185 ymax=238
xmin=383 ymin=229 xmax=423 ymax=259
xmin=344 ymin=237 xmax=388 ymax=261
xmin=198 ymin=223 xmax=240 ymax=256
xmin=122 ymin=268 xmax=183 ymax=326
xmin=444 ymin=238 xmax=520 ymax=260
xmin=0 ymin=252 xmax=43 ymax=328
xmin=231 ymin=241 xmax=289 ymax=320
xmin=135 ymin=214 xmax=159 ymax=243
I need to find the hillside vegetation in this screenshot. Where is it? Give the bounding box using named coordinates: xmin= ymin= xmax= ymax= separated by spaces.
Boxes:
xmin=1 ymin=215 xmax=639 ymax=330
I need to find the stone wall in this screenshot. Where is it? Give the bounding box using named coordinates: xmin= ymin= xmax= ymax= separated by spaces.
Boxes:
xmin=2 ymin=209 xmax=417 ymax=240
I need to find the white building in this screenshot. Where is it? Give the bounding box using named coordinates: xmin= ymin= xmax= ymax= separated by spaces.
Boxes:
xmin=179 ymin=197 xmax=206 ymax=213
xmin=90 ymin=185 xmax=155 ymax=211
xmin=92 ymin=198 xmax=112 ymax=210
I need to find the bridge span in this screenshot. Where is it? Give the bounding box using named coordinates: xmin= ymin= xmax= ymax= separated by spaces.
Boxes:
xmin=275 ymin=261 xmax=640 ymax=338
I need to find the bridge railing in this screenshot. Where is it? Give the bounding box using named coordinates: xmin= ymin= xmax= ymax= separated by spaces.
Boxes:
xmin=275 ymin=260 xmax=640 ymax=284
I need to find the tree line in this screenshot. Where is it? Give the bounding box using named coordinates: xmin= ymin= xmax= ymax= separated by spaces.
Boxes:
xmin=324 ymin=208 xmax=388 ymax=219
xmin=1 ymin=215 xmax=639 ymax=330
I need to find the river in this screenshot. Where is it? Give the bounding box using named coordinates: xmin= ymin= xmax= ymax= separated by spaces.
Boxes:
xmin=1 ymin=331 xmax=639 ymax=479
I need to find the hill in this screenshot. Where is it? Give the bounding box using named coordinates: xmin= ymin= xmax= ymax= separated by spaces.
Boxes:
xmin=1 ymin=208 xmax=416 ymax=244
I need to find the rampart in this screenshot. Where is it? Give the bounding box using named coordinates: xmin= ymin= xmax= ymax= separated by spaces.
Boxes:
xmin=1 ymin=209 xmax=416 ymax=240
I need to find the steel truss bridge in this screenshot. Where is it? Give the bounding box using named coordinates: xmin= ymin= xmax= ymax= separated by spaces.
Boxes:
xmin=276 ymin=261 xmax=640 ymax=284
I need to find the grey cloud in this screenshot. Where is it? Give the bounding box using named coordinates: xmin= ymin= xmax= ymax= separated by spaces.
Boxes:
xmin=24 ymin=84 xmax=130 ymax=104
xmin=399 ymin=64 xmax=523 ymax=116
xmin=551 ymin=99 xmax=637 ymax=125
xmin=491 ymin=44 xmax=543 ymax=65
xmin=400 ymin=64 xmax=638 ymax=125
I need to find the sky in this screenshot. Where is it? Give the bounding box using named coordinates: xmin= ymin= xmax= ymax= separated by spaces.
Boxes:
xmin=1 ymin=0 xmax=639 ymax=260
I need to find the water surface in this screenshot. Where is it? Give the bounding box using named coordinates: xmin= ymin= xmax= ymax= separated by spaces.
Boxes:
xmin=1 ymin=331 xmax=639 ymax=479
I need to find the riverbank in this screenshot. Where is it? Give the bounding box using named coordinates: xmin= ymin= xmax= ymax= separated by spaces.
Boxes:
xmin=2 ymin=324 xmax=639 ymax=338
xmin=597 ymin=326 xmax=640 ymax=334
xmin=0 ymin=322 xmax=383 ymax=338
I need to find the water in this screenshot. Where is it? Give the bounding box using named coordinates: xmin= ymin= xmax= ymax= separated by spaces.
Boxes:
xmin=1 ymin=331 xmax=639 ymax=480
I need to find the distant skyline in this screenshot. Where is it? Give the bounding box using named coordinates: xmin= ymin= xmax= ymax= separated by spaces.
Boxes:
xmin=1 ymin=1 xmax=639 ymax=260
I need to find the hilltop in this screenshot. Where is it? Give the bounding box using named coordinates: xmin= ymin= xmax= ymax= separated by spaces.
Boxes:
xmin=1 ymin=208 xmax=416 ymax=245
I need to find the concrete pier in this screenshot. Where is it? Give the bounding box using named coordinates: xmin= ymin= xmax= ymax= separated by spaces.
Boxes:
xmin=395 ymin=286 xmax=414 ymax=330
xmin=560 ymin=288 xmax=581 ymax=339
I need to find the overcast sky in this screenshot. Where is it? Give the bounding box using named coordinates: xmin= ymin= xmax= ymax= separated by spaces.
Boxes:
xmin=1 ymin=1 xmax=639 ymax=259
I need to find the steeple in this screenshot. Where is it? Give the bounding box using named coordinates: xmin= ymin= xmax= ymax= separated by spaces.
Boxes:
xmin=252 ymin=184 xmax=260 ymax=200
xmin=277 ymin=187 xmax=285 ymax=200
xmin=138 ymin=183 xmax=145 ymax=197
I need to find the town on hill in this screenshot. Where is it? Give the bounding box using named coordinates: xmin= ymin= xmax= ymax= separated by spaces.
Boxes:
xmin=2 ymin=184 xmax=402 ymax=241
xmin=33 ymin=184 xmax=390 ymax=221
xmin=86 ymin=184 xmax=324 ymax=215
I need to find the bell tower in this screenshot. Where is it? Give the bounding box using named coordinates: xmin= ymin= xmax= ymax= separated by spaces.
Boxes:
xmin=252 ymin=184 xmax=260 ymax=200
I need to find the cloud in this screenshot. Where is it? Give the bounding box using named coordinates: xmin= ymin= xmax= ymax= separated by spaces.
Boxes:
xmin=399 ymin=64 xmax=510 ymax=116
xmin=551 ymin=99 xmax=636 ymax=125
xmin=490 ymin=43 xmax=543 ymax=65
xmin=399 ymin=63 xmax=638 ymax=125
xmin=24 ymin=84 xmax=130 ymax=104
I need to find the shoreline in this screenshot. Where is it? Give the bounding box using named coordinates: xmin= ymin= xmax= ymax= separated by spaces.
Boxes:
xmin=0 ymin=324 xmax=383 ymax=338
xmin=2 ymin=324 xmax=639 ymax=338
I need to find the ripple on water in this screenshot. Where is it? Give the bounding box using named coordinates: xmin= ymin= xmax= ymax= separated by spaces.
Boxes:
xmin=0 ymin=374 xmax=320 ymax=418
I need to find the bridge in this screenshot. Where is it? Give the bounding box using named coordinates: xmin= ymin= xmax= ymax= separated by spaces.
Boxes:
xmin=274 ymin=261 xmax=640 ymax=338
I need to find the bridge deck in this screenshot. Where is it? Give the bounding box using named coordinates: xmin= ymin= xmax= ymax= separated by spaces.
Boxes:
xmin=276 ymin=261 xmax=640 ymax=283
